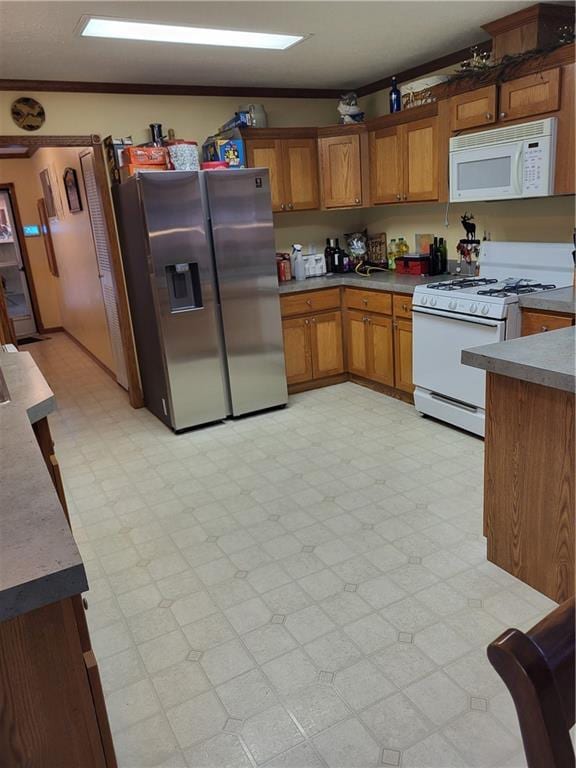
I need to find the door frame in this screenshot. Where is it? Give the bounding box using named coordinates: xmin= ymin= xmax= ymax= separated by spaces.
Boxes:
xmin=0 ymin=134 xmax=143 ymax=408
xmin=0 ymin=181 xmax=43 ymax=334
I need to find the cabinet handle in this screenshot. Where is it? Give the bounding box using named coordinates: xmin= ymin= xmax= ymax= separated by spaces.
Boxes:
xmin=287 ymin=203 xmax=293 ymax=210
xmin=354 ymin=198 xmax=360 ymax=204
xmin=305 ymin=318 xmax=310 ymax=325
xmin=396 ymin=194 xmax=401 ymax=200
xmin=403 ymin=194 xmax=408 ymax=200
xmin=485 ymin=112 xmax=493 ymax=120
xmin=306 ymin=299 xmax=312 ymax=306
xmin=500 ymin=111 xmax=507 ymax=119
xmin=82 ymin=597 xmax=88 ymax=610
xmin=280 ymin=203 xmax=285 ymax=210
xmin=541 ymin=325 xmax=549 ymax=332
xmin=402 ymin=304 xmax=408 ymax=311
xmin=362 ymin=298 xmax=368 ymax=305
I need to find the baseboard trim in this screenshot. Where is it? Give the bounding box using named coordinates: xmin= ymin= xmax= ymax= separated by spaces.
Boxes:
xmin=60 ymin=329 xmax=117 ymax=382
xmin=349 ymin=375 xmax=414 ymax=404
xmin=41 ymin=326 xmax=64 ymax=333
xmin=288 ymin=374 xmax=347 ymax=394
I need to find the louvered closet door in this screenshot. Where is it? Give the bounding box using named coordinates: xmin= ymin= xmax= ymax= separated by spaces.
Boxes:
xmin=80 ymin=150 xmax=128 ymax=389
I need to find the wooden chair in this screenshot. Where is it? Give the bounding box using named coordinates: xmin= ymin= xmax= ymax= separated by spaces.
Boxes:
xmin=487 ymin=597 xmax=575 ymax=768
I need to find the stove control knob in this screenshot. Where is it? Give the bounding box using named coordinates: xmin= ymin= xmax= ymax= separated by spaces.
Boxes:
xmin=481 ymin=305 xmax=489 ymax=315
xmin=421 ymin=296 xmax=428 ymax=305
xmin=448 ymin=300 xmax=457 ymax=310
xmin=470 ymin=303 xmax=478 ymax=313
xmin=429 ymin=297 xmax=437 ymax=307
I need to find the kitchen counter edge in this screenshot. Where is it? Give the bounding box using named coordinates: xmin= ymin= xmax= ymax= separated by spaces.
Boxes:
xmin=462 ymin=325 xmax=575 ymax=393
xmin=0 ymin=350 xmax=87 ymax=623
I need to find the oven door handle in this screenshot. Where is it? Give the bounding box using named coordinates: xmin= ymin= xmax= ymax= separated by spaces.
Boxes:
xmin=412 ymin=306 xmax=502 ymax=327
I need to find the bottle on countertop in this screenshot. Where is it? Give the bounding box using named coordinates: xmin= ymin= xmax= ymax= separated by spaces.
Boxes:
xmin=438 ymin=237 xmax=448 ymax=273
xmin=324 ymin=238 xmax=336 ymax=273
xmin=290 ymin=244 xmax=303 ymax=277
xmin=332 ymin=238 xmax=343 ymax=273
xmin=293 ymin=248 xmax=306 ymax=281
xmin=389 ymin=77 xmax=402 ymax=113
xmin=429 ymin=237 xmax=440 ymax=275
xmin=388 ymin=239 xmax=397 ymax=269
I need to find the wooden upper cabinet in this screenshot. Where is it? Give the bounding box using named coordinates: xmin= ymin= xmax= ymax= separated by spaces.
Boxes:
xmin=370 ymin=127 xmax=402 ymax=204
xmin=449 ymin=85 xmax=498 ymax=131
xmin=310 ymin=312 xmax=344 ymax=379
xmin=282 ymin=138 xmax=319 ymax=211
xmin=499 ymin=67 xmax=561 ymax=122
xmin=319 ymin=134 xmax=363 ymax=208
xmin=402 ymin=117 xmax=439 ymax=202
xmin=245 ymin=139 xmax=285 ymax=211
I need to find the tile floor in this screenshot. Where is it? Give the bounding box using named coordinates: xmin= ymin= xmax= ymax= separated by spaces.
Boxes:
xmin=30 ymin=334 xmax=558 ymax=768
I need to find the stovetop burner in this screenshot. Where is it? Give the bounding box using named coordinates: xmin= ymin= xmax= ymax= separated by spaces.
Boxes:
xmin=477 ymin=281 xmax=557 ymax=298
xmin=428 ymin=278 xmax=498 ymax=291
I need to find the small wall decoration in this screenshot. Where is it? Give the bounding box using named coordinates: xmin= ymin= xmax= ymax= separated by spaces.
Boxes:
xmin=11 ymin=97 xmax=46 ymax=131
xmin=63 ymin=167 xmax=83 ymax=213
xmin=39 ymin=168 xmax=57 ymax=219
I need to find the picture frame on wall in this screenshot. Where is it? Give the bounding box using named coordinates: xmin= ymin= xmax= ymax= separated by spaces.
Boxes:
xmin=63 ymin=167 xmax=83 ymax=213
xmin=39 ymin=168 xmax=57 ymax=219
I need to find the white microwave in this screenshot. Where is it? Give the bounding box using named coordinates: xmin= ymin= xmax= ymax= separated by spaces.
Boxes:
xmin=449 ymin=117 xmax=557 ymax=202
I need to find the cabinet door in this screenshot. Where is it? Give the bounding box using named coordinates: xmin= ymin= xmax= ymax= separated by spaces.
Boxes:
xmin=369 ymin=127 xmax=402 ymax=204
xmin=345 ymin=310 xmax=369 ymax=377
xmin=402 ymin=118 xmax=439 ymax=202
xmin=521 ymin=310 xmax=573 ymax=337
xmin=499 ymin=68 xmax=560 ymax=122
xmin=245 ymin=139 xmax=285 ymax=211
xmin=282 ymin=139 xmax=319 ymax=211
xmin=367 ymin=315 xmax=394 ymax=386
xmin=282 ymin=317 xmax=312 ymax=384
xmin=393 ymin=318 xmax=414 ymax=393
xmin=310 ymin=312 xmax=344 ymax=379
xmin=319 ymin=134 xmax=362 ymax=208
xmin=449 ymin=85 xmax=497 ymax=131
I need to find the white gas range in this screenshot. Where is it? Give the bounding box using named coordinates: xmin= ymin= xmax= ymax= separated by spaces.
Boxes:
xmin=412 ymin=241 xmax=573 ymax=436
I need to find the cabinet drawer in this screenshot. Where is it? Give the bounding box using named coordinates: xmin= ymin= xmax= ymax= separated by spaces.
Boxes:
xmin=521 ymin=310 xmax=573 ymax=336
xmin=393 ymin=294 xmax=413 ymax=319
xmin=344 ymin=288 xmax=392 ymax=315
xmin=280 ymin=288 xmax=340 ymax=317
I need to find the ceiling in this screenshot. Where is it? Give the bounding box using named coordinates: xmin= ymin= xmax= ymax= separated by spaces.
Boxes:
xmin=0 ymin=1 xmax=553 ymax=90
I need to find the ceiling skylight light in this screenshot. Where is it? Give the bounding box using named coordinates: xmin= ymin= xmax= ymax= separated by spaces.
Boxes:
xmin=80 ymin=17 xmax=305 ymax=50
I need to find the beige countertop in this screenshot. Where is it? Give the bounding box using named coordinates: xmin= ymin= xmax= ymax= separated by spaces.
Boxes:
xmin=0 ymin=350 xmax=87 ymax=622
xmin=278 ymin=271 xmax=454 ymax=295
xmin=518 ymin=286 xmax=575 ymax=314
xmin=462 ymin=325 xmax=575 ymax=393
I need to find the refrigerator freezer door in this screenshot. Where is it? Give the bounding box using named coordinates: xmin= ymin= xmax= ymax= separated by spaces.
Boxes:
xmin=139 ymin=172 xmax=230 ymax=430
xmin=205 ymin=169 xmax=288 ymax=416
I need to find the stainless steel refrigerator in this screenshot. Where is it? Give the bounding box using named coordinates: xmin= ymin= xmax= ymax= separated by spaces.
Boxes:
xmin=114 ymin=169 xmax=287 ymax=431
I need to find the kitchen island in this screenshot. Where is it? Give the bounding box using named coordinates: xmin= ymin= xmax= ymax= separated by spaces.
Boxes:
xmin=0 ymin=350 xmax=116 ymax=767
xmin=463 ymin=327 xmax=575 ymax=603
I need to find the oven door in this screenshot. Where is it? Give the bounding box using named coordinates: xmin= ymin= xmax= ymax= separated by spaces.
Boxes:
xmin=413 ymin=307 xmax=506 ymax=408
xmin=450 ymin=142 xmax=523 ymax=202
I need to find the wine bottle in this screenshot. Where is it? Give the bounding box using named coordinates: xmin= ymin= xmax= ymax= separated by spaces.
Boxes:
xmin=389 ymin=77 xmax=401 ymax=113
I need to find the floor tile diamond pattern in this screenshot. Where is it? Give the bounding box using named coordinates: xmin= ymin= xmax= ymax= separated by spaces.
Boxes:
xmin=28 ymin=334 xmax=553 ymax=768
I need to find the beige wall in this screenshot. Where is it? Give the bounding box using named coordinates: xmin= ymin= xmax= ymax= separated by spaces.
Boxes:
xmin=0 ymin=90 xmax=338 ymax=144
xmin=0 ymin=159 xmax=61 ymax=328
xmin=31 ymin=147 xmax=115 ymax=370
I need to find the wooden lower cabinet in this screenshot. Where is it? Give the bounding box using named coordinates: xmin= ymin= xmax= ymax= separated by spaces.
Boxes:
xmin=521 ymin=309 xmax=574 ymax=336
xmin=344 ymin=310 xmax=394 ymax=386
xmin=367 ymin=315 xmax=395 ymax=386
xmin=310 ymin=312 xmax=344 ymax=378
xmin=283 ymin=317 xmax=313 ymax=385
xmin=282 ymin=311 xmax=343 ymax=385
xmin=393 ymin=318 xmax=414 ymax=393
xmin=282 ymin=289 xmax=413 ymax=396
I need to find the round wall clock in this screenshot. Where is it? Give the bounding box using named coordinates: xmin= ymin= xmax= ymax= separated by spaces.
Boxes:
xmin=11 ymin=97 xmax=46 ymax=131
